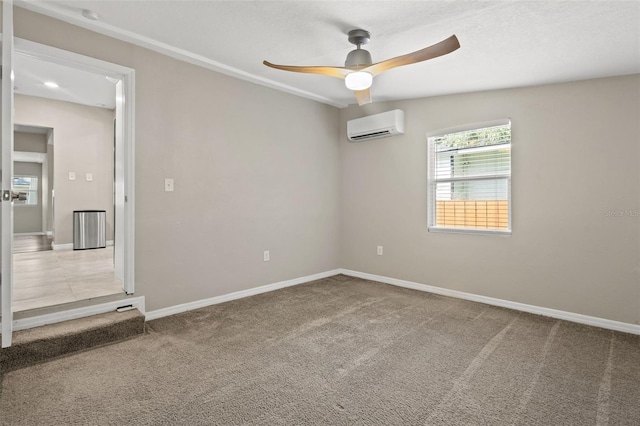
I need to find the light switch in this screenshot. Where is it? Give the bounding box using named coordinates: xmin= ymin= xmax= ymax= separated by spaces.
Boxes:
xmin=68 ymin=172 xmax=76 ymax=181
xmin=86 ymin=173 xmax=93 ymax=182
xmin=164 ymin=178 xmax=174 ymax=192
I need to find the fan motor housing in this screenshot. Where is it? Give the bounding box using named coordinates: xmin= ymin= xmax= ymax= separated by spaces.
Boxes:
xmin=345 ymin=49 xmax=372 ymax=67
xmin=345 ymin=29 xmax=373 ymax=67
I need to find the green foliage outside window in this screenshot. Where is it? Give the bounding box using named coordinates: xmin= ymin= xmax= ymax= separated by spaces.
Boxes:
xmin=434 ymin=125 xmax=511 ymax=150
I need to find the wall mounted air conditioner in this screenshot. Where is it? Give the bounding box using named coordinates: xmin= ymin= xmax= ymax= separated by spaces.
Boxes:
xmin=347 ymin=109 xmax=405 ymax=142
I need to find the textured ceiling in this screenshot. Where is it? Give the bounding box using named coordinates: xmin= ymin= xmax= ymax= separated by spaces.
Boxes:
xmin=15 ymin=0 xmax=640 ymax=108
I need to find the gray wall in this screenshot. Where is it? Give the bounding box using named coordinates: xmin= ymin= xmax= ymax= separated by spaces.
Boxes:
xmin=13 ymin=161 xmax=42 ymax=234
xmin=14 ymin=7 xmax=342 ymax=312
xmin=14 ymin=95 xmax=115 ymax=245
xmin=340 ymin=75 xmax=640 ymax=325
xmin=14 ymin=131 xmax=46 ymax=153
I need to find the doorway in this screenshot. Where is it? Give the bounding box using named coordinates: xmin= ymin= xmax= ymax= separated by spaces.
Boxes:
xmin=9 ymin=38 xmax=135 ymax=312
xmin=12 ymin=124 xmax=51 ymax=254
xmin=11 ymin=120 xmax=122 ymax=311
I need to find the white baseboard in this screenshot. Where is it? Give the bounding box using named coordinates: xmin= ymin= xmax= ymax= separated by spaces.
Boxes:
xmin=14 ymin=232 xmax=45 ymax=236
xmin=46 ymin=231 xmax=53 ymax=237
xmin=339 ymin=269 xmax=640 ymax=335
xmin=52 ymin=243 xmax=73 ymax=250
xmin=53 ymin=240 xmax=114 ymax=251
xmin=13 ymin=296 xmax=145 ymax=332
xmin=145 ymin=269 xmax=342 ymax=321
xmin=133 ymin=268 xmax=639 ymax=335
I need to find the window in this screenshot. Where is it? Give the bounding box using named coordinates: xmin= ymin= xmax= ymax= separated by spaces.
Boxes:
xmin=428 ymin=121 xmax=511 ymax=234
xmin=12 ymin=176 xmax=38 ymax=205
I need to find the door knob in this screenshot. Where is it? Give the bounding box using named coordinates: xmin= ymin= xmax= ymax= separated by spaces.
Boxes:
xmin=11 ymin=191 xmax=27 ymax=201
xmin=1 ymin=190 xmax=27 ymax=202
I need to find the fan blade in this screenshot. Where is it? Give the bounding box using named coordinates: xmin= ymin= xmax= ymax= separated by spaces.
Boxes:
xmin=363 ymin=35 xmax=460 ymax=77
xmin=354 ymin=88 xmax=372 ymax=106
xmin=263 ymin=61 xmax=351 ymax=79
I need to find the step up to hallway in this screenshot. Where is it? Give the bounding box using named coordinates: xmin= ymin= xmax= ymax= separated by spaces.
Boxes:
xmin=0 ymin=309 xmax=145 ymax=374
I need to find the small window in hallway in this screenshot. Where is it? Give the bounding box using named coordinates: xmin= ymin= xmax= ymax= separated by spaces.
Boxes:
xmin=13 ymin=175 xmax=38 ymax=205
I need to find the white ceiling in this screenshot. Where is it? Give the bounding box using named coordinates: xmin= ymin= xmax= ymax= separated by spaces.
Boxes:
xmin=14 ymin=54 xmax=117 ymax=109
xmin=15 ymin=0 xmax=640 ymax=108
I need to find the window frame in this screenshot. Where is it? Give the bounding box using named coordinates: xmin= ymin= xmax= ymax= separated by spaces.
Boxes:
xmin=427 ymin=119 xmax=512 ymax=236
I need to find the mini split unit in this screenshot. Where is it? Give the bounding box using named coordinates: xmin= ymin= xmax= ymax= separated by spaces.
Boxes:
xmin=347 ymin=109 xmax=405 ymax=142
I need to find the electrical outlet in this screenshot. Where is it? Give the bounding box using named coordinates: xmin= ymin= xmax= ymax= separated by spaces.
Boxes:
xmin=377 ymin=246 xmax=383 ymax=256
xmin=263 ymin=250 xmax=270 ymax=262
xmin=86 ymin=173 xmax=93 ymax=182
xmin=164 ymin=178 xmax=174 ymax=192
xmin=68 ymin=171 xmax=76 ymax=181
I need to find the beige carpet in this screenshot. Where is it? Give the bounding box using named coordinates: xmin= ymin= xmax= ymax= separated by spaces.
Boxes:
xmin=0 ymin=309 xmax=145 ymax=374
xmin=1 ymin=275 xmax=638 ymax=425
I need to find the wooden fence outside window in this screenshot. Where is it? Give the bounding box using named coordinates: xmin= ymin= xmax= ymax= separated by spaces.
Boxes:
xmin=436 ymin=200 xmax=509 ymax=229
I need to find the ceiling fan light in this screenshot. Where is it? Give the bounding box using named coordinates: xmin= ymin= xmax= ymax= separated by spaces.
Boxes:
xmin=345 ymin=71 xmax=372 ymax=91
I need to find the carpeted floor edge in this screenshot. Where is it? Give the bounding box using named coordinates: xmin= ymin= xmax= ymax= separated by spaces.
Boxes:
xmin=0 ymin=309 xmax=145 ymax=374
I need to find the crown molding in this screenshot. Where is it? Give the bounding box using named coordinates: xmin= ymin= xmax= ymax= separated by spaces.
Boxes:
xmin=14 ymin=1 xmax=347 ymax=109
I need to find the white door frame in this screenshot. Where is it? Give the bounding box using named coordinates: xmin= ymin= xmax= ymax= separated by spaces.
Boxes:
xmin=1 ymin=0 xmax=16 ymax=348
xmin=11 ymin=37 xmax=136 ymax=296
xmin=114 ymin=81 xmax=125 ymax=283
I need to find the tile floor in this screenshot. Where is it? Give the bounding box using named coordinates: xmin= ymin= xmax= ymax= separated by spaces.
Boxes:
xmin=13 ymin=246 xmax=124 ymax=312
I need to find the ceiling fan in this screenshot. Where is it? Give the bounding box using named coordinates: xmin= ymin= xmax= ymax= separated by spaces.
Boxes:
xmin=264 ymin=29 xmax=460 ymax=106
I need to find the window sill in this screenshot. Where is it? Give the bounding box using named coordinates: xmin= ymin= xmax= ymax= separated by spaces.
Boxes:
xmin=428 ymin=226 xmax=511 ymax=236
